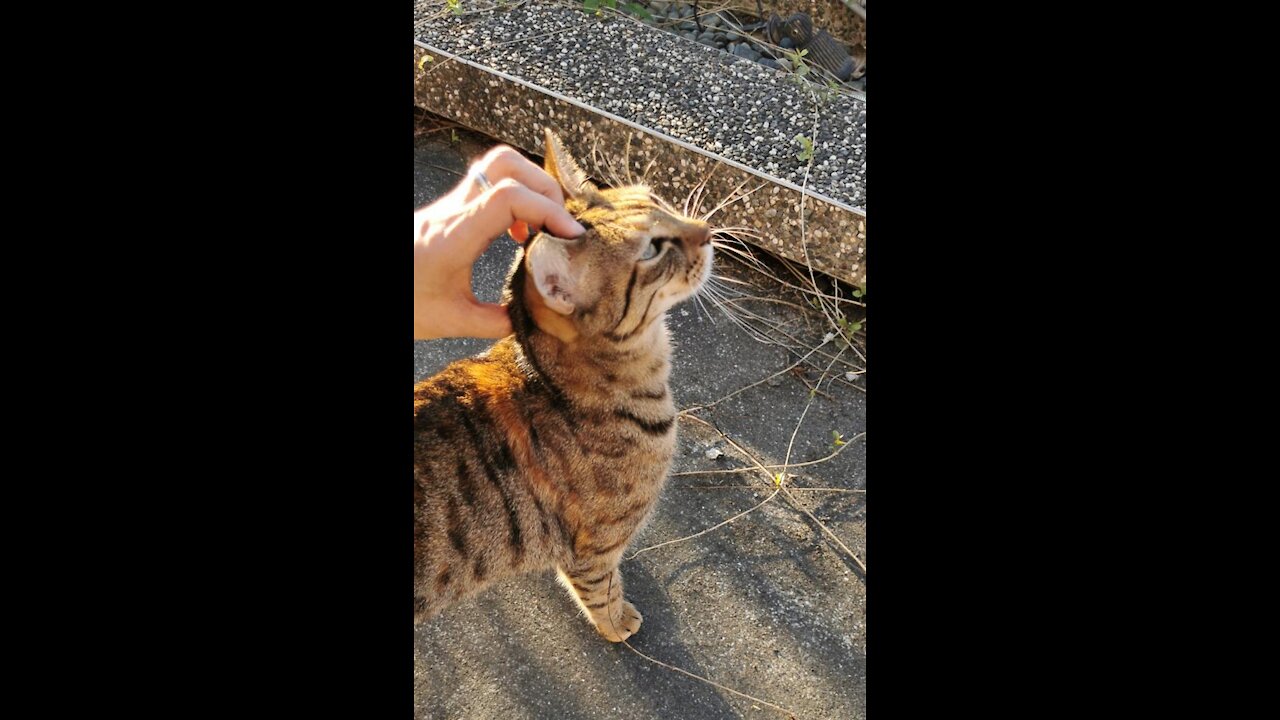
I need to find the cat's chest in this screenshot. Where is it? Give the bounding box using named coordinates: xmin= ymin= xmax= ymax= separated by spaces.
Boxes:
xmin=574 ymin=389 xmax=677 ymax=485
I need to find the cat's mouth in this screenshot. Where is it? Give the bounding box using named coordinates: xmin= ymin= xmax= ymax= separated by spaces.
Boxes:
xmin=670 ymin=240 xmax=714 ymax=305
xmin=690 ymin=242 xmax=713 ymax=291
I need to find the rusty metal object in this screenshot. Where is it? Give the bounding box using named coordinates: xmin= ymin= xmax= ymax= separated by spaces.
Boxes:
xmin=730 ymin=1 xmax=863 ymax=47
xmin=767 ymin=11 xmax=863 ymax=81
xmin=841 ymin=0 xmax=866 ymax=20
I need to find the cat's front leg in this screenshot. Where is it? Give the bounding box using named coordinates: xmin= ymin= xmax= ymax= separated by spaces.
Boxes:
xmin=558 ymin=555 xmax=642 ymax=642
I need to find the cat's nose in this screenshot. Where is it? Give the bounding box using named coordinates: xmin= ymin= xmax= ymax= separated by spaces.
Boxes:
xmin=689 ymin=224 xmax=711 ymax=247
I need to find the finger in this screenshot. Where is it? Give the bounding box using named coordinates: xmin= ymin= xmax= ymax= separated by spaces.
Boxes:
xmin=479 ymin=146 xmax=564 ymax=206
xmin=457 ymin=180 xmax=584 ymax=260
xmin=461 ymin=301 xmax=513 ymax=339
xmin=509 ymin=220 xmax=530 ymax=244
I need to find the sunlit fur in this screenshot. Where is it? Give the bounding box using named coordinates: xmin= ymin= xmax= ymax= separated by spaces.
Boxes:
xmin=413 ymin=131 xmax=713 ymax=643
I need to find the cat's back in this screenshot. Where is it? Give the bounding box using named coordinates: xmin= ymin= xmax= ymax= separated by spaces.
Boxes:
xmin=413 ymin=336 xmax=676 ymax=470
xmin=413 ymin=338 xmax=567 ymax=615
xmin=412 ymin=333 xmax=677 ymax=619
xmin=413 ymin=338 xmax=535 ymax=473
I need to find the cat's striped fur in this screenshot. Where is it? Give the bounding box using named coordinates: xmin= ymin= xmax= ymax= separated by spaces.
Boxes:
xmin=413 ymin=131 xmax=712 ymax=642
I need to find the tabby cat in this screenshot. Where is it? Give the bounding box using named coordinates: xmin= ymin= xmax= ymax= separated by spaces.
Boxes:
xmin=413 ymin=130 xmax=713 ymax=642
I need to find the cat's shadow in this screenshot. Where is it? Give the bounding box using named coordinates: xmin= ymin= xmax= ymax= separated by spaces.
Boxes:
xmin=414 ymin=564 xmax=742 ymax=720
xmin=648 ymin=545 xmax=867 ymax=708
xmin=624 ymin=488 xmax=868 ymax=711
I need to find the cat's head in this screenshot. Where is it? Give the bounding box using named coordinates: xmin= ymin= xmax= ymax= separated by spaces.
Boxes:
xmin=514 ymin=130 xmax=713 ymax=344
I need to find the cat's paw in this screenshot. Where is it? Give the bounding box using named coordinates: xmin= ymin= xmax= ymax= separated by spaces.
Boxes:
xmin=594 ymin=600 xmax=643 ymax=642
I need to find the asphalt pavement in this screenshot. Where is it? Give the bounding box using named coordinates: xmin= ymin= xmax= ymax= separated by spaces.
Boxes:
xmin=413 ymin=122 xmax=866 ymax=720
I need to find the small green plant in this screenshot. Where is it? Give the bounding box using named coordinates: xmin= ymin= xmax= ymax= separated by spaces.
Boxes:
xmin=446 ymin=0 xmax=462 ymax=15
xmin=793 ymin=133 xmax=814 ymax=163
xmin=816 ymin=76 xmax=843 ymax=104
xmin=417 ymin=54 xmax=434 ymax=72
xmin=582 ymin=0 xmax=617 ymax=14
xmin=786 ymin=49 xmax=810 ymax=76
xmin=832 ymin=430 xmax=846 ymax=448
xmin=451 ymin=129 xmax=460 ymax=144
xmin=837 ymin=315 xmax=862 ymax=338
xmin=624 ymin=1 xmax=652 ymax=20
xmin=820 ymin=312 xmax=863 ymax=350
xmin=784 ymin=48 xmax=811 ymax=89
xmin=783 ymin=48 xmax=845 ymax=102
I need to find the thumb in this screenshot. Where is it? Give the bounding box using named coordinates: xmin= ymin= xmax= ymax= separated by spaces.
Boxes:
xmin=463 ymin=301 xmax=514 ymax=339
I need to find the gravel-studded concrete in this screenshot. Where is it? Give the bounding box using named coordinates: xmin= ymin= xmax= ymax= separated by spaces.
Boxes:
xmin=412 ymin=38 xmax=867 ymax=287
xmin=414 ymin=0 xmax=866 ymax=211
xmin=414 ymin=126 xmax=865 ymax=719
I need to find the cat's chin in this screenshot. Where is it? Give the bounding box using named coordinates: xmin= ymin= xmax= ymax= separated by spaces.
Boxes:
xmin=684 ymin=245 xmax=715 ymax=301
xmin=695 ymin=245 xmax=714 ymax=287
xmin=651 ymin=245 xmax=714 ymax=316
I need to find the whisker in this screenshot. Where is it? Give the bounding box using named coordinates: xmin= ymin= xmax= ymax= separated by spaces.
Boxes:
xmin=711 ymin=243 xmax=769 ymax=271
xmin=640 ymin=158 xmax=659 ymax=186
xmin=692 ymin=290 xmax=715 ymax=323
xmin=709 ymin=273 xmax=758 ymax=289
xmin=712 ymin=226 xmax=767 ymax=239
xmin=699 ymin=286 xmax=776 ymax=343
xmin=700 ymin=284 xmax=743 ymax=319
xmin=651 ymin=191 xmax=679 ymax=216
xmin=622 ymin=134 xmax=636 ymax=185
xmin=707 ymin=275 xmax=748 ymax=296
xmin=710 ymin=237 xmax=763 ymax=255
xmin=701 ymin=274 xmax=742 ymax=297
xmin=701 ymin=182 xmax=768 ymax=222
xmin=697 ymin=177 xmax=751 ymax=222
xmin=708 ymin=306 xmax=759 ymax=340
xmin=709 ymin=237 xmax=761 ymax=253
xmin=710 ymin=231 xmax=770 ymax=259
xmin=721 ymin=253 xmax=773 ymax=279
xmin=687 ymin=162 xmax=721 ymax=219
xmin=713 ymin=242 xmax=865 ymax=309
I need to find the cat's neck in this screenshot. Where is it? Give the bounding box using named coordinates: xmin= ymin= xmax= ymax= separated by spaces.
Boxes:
xmin=507 ymin=260 xmax=671 ymax=400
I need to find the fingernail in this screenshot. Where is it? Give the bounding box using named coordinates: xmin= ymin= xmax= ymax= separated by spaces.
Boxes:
xmin=570 ymin=220 xmax=586 ymax=236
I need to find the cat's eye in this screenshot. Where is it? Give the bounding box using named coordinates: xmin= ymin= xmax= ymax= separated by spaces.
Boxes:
xmin=640 ymin=237 xmax=673 ymax=261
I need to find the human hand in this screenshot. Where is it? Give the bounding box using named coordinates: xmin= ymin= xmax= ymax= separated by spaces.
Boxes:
xmin=414 ymin=145 xmax=586 ymax=340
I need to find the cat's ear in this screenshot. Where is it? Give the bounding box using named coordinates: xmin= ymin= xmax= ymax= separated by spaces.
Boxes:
xmin=544 ymin=129 xmax=596 ymax=201
xmin=525 ymin=235 xmax=579 ymax=315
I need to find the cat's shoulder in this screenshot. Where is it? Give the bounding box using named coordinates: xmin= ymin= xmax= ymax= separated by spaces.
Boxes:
xmin=413 ymin=338 xmax=525 ymax=407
